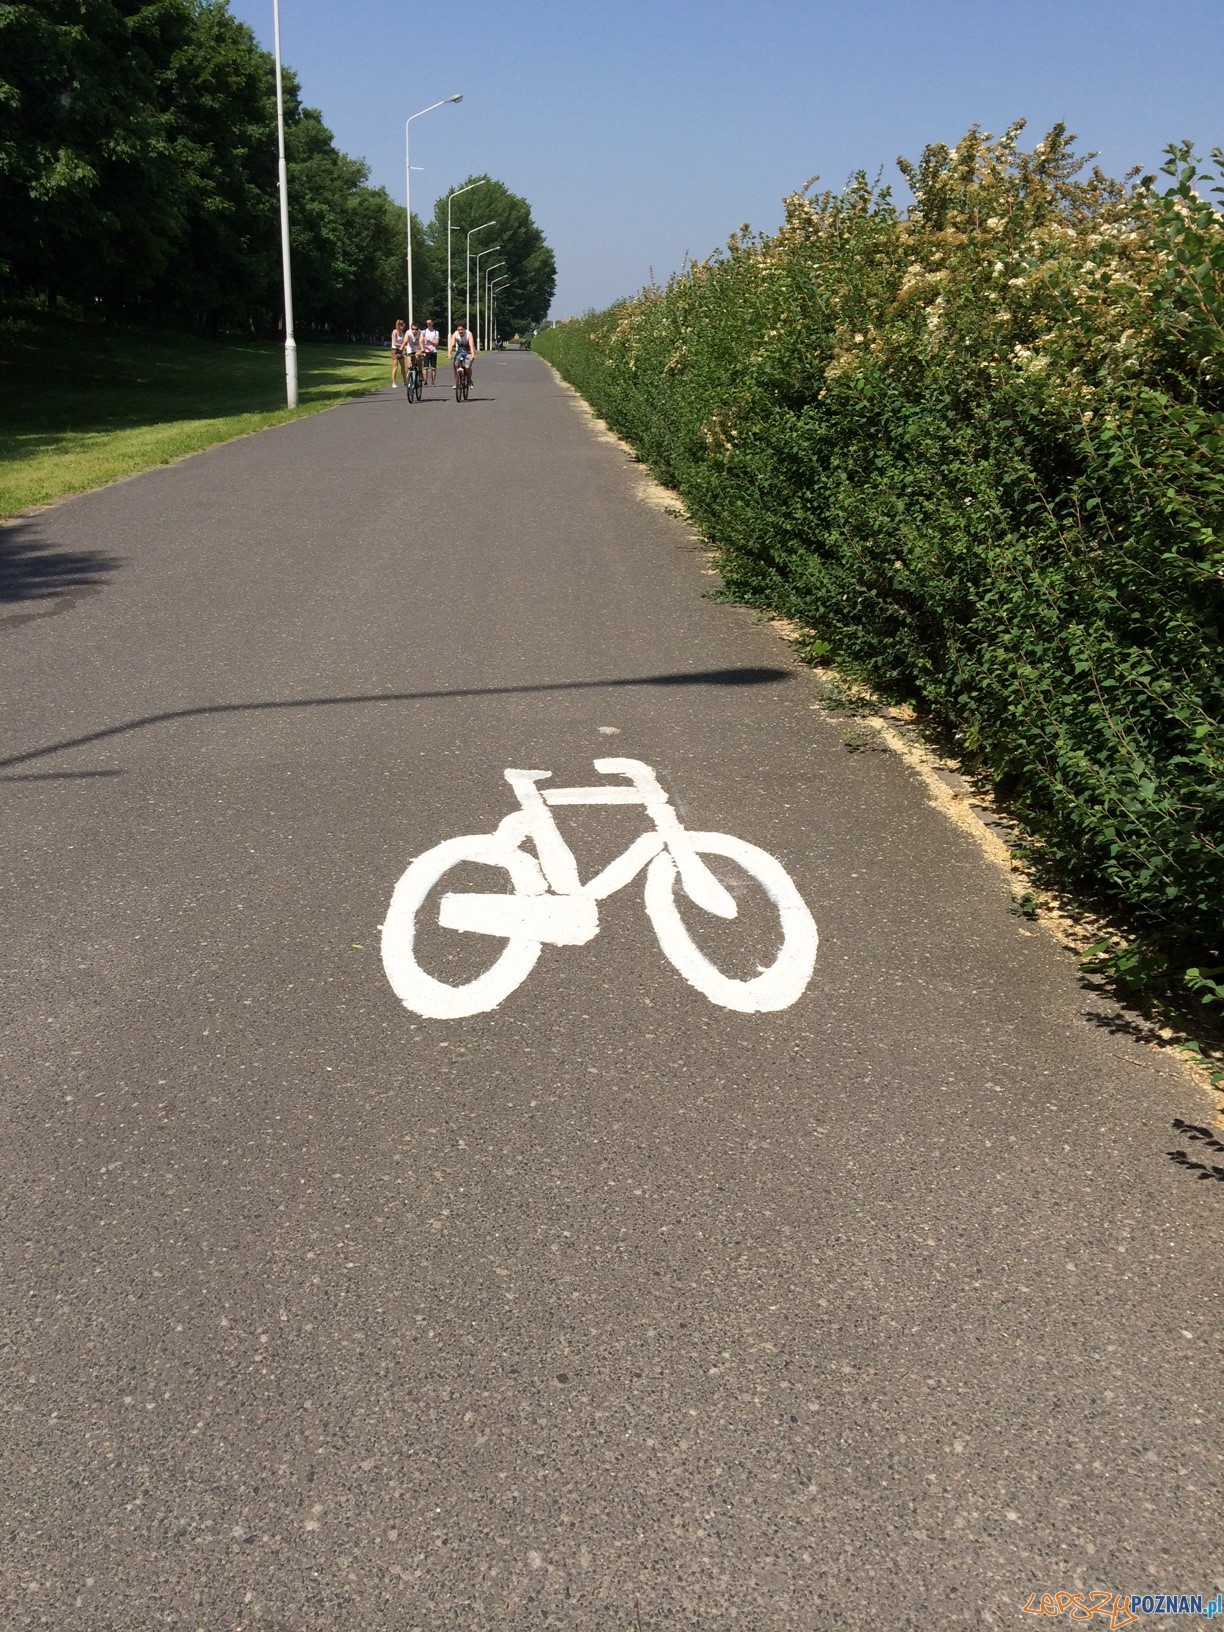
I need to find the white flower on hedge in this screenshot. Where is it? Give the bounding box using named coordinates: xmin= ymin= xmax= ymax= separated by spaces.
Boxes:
xmin=1010 ymin=344 xmax=1049 ymax=373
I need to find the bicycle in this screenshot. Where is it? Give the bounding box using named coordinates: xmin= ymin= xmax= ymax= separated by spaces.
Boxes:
xmin=380 ymin=757 xmax=818 ymax=1019
xmin=453 ymin=358 xmax=471 ymax=401
xmin=405 ymin=356 xmax=423 ymax=402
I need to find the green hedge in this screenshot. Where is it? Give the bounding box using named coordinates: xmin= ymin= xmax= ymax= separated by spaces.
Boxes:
xmin=538 ymin=126 xmax=1224 ymax=1002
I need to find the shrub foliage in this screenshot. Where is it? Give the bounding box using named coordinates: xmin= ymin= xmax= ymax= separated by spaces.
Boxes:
xmin=537 ymin=125 xmax=1224 ymax=999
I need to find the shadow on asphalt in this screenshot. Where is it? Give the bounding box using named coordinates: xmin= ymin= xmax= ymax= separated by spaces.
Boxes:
xmin=1 ymin=769 xmax=123 ymax=782
xmin=1168 ymin=1116 xmax=1224 ymax=1183
xmin=0 ymin=665 xmax=794 ymax=775
xmin=0 ymin=518 xmax=119 ymax=632
xmin=1079 ymin=1007 xmax=1174 ymax=1050
xmin=353 ymin=395 xmax=491 ymax=406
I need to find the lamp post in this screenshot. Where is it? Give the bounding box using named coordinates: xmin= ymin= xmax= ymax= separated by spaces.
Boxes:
xmin=464 ymin=222 xmax=496 ymax=328
xmin=482 ymin=263 xmax=506 ymax=349
xmin=490 ymin=278 xmax=510 ymax=351
xmin=489 ymin=275 xmax=510 ymax=350
xmin=473 ymin=247 xmax=501 ymax=345
xmin=272 ymin=0 xmax=296 ymax=407
xmin=405 ymin=95 xmax=462 ymax=324
xmin=446 ymin=180 xmax=480 ymax=338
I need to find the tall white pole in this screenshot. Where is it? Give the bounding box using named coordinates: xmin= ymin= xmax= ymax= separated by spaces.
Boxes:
xmin=404 ymin=119 xmax=412 ymax=323
xmin=490 ymin=276 xmax=509 ymax=350
xmin=491 ymin=278 xmax=509 ymax=349
xmin=446 ymin=180 xmax=479 ymax=339
xmin=492 ymin=272 xmax=509 ymax=338
xmin=404 ymin=97 xmax=462 ymax=327
xmin=465 ymin=221 xmax=495 ymax=328
xmin=474 ymin=247 xmax=500 ymax=348
xmin=482 ymin=264 xmax=505 ymax=348
xmin=483 ymin=265 xmax=495 ymax=350
xmin=272 ymin=0 xmax=297 ymax=407
xmin=489 ymin=264 xmax=506 ymax=344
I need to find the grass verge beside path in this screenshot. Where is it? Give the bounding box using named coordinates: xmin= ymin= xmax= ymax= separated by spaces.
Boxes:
xmin=0 ymin=316 xmax=387 ymax=520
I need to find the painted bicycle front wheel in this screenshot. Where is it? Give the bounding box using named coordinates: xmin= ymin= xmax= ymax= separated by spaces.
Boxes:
xmin=643 ymin=833 xmax=817 ymax=1013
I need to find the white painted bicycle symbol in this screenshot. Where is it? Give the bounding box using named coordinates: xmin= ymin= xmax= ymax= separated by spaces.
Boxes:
xmin=380 ymin=757 xmax=818 ymax=1018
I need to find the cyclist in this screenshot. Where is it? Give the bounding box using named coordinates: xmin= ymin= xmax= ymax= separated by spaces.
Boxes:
xmin=450 ymin=320 xmax=475 ymax=391
xmin=389 ymin=319 xmax=410 ymax=389
xmin=422 ymin=318 xmax=440 ymax=385
xmin=404 ymin=321 xmax=425 ymax=391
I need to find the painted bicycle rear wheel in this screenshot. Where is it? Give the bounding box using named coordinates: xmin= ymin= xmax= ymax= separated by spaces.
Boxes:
xmin=381 ymin=835 xmax=545 ymax=1019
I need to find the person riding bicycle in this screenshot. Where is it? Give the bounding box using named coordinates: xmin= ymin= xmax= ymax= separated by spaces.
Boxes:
xmin=389 ymin=319 xmax=410 ymax=389
xmin=449 ymin=321 xmax=475 ymax=387
xmin=422 ymin=318 xmax=440 ymax=384
xmin=404 ymin=322 xmax=425 ymax=388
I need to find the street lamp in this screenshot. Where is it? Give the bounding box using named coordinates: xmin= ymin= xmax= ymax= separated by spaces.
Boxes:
xmin=489 ymin=278 xmax=510 ymax=351
xmin=405 ymin=95 xmax=462 ymax=324
xmin=489 ymin=275 xmax=510 ymax=350
xmin=272 ymin=0 xmax=296 ymax=407
xmin=465 ymin=221 xmax=496 ymax=327
xmin=446 ymin=180 xmax=480 ymax=338
xmin=474 ymin=247 xmax=501 ymax=344
xmin=481 ymin=262 xmax=506 ymax=349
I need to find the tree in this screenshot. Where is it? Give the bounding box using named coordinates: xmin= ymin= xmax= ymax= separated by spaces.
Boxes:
xmin=0 ymin=0 xmax=428 ymax=336
xmin=147 ymin=0 xmax=280 ymax=330
xmin=423 ymin=175 xmax=555 ymax=336
xmin=281 ymin=98 xmax=416 ymax=335
xmin=0 ymin=0 xmax=193 ymax=305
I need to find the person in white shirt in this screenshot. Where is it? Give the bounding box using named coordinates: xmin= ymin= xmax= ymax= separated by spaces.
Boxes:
xmin=421 ymin=319 xmax=440 ymax=385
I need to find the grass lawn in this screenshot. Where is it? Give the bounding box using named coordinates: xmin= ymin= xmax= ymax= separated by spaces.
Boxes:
xmin=0 ymin=315 xmax=388 ymax=520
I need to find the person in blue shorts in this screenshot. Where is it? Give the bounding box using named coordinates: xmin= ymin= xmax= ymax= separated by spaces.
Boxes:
xmin=404 ymin=322 xmax=425 ymax=384
xmin=449 ymin=321 xmax=475 ymax=388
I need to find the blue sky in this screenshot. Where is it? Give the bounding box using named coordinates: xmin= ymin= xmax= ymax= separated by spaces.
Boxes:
xmin=230 ymin=0 xmax=1223 ymax=318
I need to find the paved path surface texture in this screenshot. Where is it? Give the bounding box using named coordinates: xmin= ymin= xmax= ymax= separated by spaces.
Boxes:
xmin=2 ymin=354 xmax=1221 ymax=1630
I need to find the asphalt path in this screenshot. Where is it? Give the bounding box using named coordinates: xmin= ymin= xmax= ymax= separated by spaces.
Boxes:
xmin=2 ymin=353 xmax=1221 ymax=1631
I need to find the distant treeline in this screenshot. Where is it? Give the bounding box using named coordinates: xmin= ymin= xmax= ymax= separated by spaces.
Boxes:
xmin=537 ymin=126 xmax=1224 ymax=1003
xmin=0 ymin=1 xmax=555 ymax=338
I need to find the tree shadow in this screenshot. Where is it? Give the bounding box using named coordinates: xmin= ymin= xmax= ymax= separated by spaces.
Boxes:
xmin=0 ymin=517 xmax=120 ymax=631
xmin=1079 ymin=1006 xmax=1169 ymax=1047
xmin=0 ymin=324 xmax=382 ymax=441
xmin=1168 ymin=1120 xmax=1224 ymax=1185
